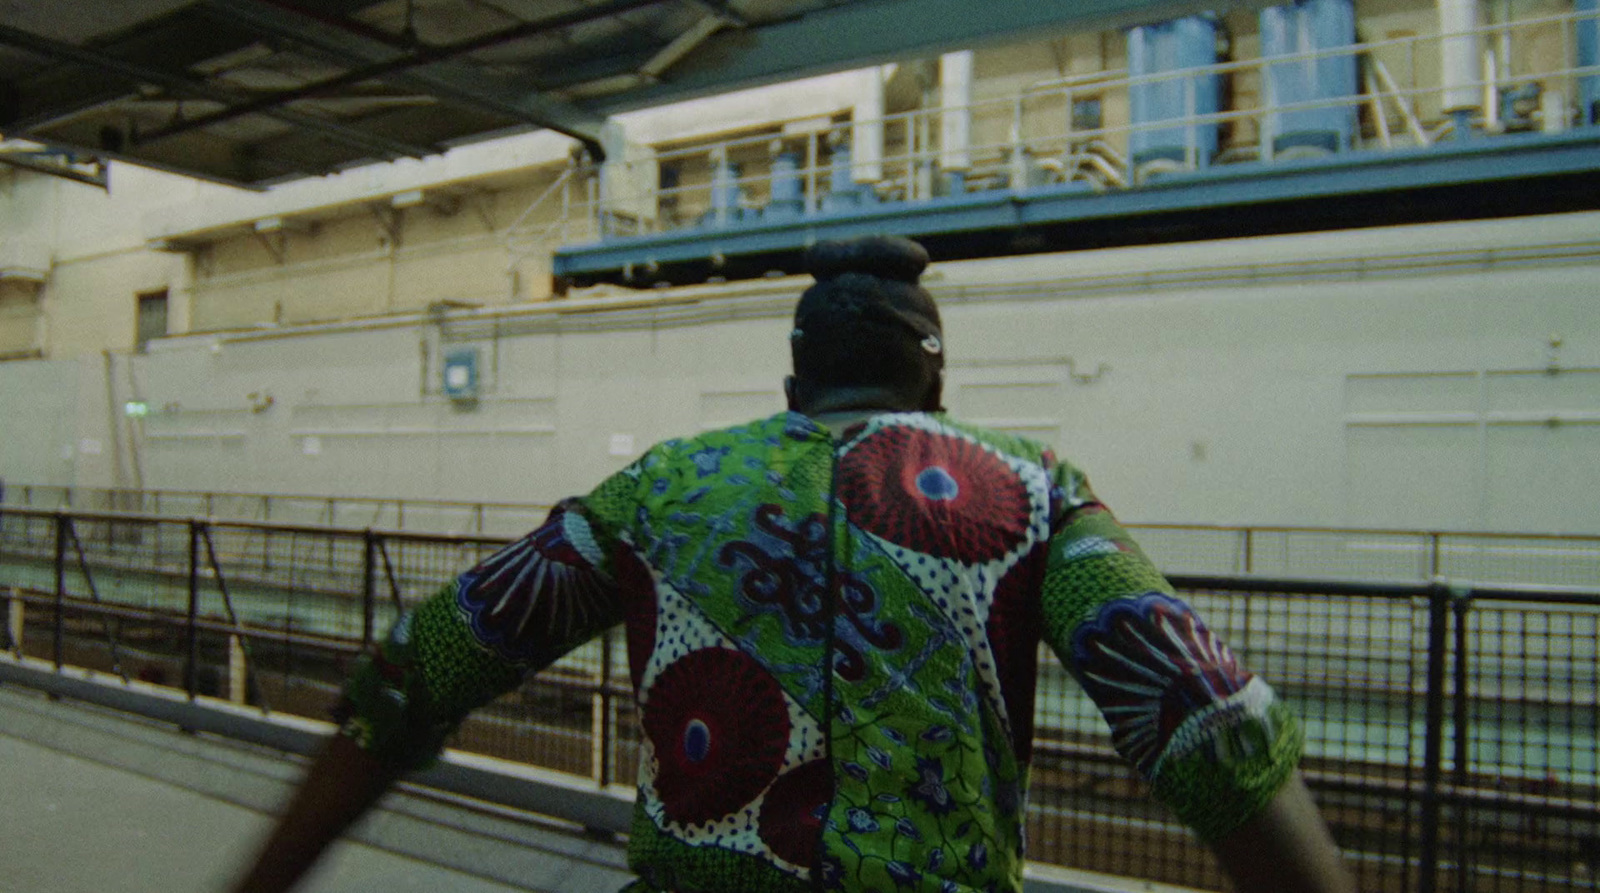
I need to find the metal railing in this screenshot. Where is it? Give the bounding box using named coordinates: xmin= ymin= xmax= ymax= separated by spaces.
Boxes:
xmin=552 ymin=7 xmax=1600 ymax=244
xmin=7 ymin=482 xmax=1597 ymax=587
xmin=0 ymin=483 xmax=552 ymax=538
xmin=2 ymin=506 xmax=1595 ymax=892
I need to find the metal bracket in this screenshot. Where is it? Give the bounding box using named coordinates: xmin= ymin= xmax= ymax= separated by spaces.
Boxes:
xmin=370 ymin=204 xmax=403 ymax=249
xmin=251 ymin=229 xmax=287 ymax=264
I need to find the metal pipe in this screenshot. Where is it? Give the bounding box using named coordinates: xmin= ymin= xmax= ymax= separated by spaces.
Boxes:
xmin=1450 ymin=592 xmax=1472 ymax=893
xmin=1365 ymin=70 xmax=1395 ymax=147
xmin=376 ymin=537 xmax=403 ymax=615
xmin=65 ymin=520 xmax=128 ymax=681
xmin=598 ymin=631 xmax=614 ymax=786
xmin=1371 ymin=57 xmax=1432 ymax=145
xmin=53 ymin=514 xmax=66 ymax=670
xmin=186 ymin=521 xmax=201 ymax=699
xmin=362 ymin=529 xmax=376 ymax=648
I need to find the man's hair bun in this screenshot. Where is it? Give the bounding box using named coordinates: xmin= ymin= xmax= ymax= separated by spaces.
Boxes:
xmin=806 ymin=235 xmax=929 ymax=284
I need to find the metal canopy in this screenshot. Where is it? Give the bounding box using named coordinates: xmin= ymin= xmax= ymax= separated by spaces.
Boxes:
xmin=0 ymin=0 xmax=1219 ymax=189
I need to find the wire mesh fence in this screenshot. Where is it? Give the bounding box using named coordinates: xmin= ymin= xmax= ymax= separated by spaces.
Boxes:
xmin=3 ymin=507 xmax=1597 ymax=893
xmin=8 ymin=483 xmax=1596 ymax=587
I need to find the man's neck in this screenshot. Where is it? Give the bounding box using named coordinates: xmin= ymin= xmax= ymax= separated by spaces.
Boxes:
xmin=806 ymin=406 xmax=928 ymax=438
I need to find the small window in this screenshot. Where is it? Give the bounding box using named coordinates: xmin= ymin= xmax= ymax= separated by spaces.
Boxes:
xmin=136 ymin=289 xmax=168 ymax=352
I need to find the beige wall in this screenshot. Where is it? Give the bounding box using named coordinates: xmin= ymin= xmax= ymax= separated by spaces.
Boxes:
xmin=3 ymin=0 xmax=1597 ymax=534
xmin=0 ymin=164 xmax=194 ymax=355
xmin=6 ymin=212 xmax=1595 ymax=534
xmin=186 ymin=169 xmax=571 ymax=331
xmin=0 ymin=281 xmax=42 ymax=357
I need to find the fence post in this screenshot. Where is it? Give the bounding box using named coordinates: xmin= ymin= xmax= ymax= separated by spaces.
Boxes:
xmin=362 ymin=529 xmax=377 ymax=648
xmin=1450 ymin=589 xmax=1473 ymax=893
xmin=1418 ymin=583 xmax=1451 ymax=893
xmin=228 ymin=635 xmax=247 ymax=704
xmin=598 ymin=631 xmax=614 ymax=787
xmin=186 ymin=520 xmax=201 ymax=699
xmin=53 ymin=513 xmax=67 ymax=670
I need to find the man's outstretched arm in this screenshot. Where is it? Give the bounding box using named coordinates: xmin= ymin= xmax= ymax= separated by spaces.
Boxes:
xmin=230 ymin=498 xmax=626 ymax=892
xmin=1212 ymin=771 xmax=1357 ymax=893
xmin=1039 ymin=463 xmax=1356 ymax=891
xmin=231 ymin=734 xmax=399 ymax=893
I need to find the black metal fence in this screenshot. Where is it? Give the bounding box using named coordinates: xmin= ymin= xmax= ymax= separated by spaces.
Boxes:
xmin=8 ymin=482 xmax=1599 ymax=587
xmin=2 ymin=506 xmax=1595 ymax=893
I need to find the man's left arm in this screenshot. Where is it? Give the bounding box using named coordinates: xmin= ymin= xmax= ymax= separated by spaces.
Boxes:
xmin=1036 ymin=461 xmax=1354 ymax=892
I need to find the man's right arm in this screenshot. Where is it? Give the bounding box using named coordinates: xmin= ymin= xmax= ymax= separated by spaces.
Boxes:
xmin=1212 ymin=773 xmax=1357 ymax=892
xmin=231 ymin=733 xmax=399 ymax=893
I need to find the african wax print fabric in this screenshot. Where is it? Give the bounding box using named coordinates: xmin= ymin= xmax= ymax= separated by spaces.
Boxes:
xmin=336 ymin=411 xmax=1301 ymax=893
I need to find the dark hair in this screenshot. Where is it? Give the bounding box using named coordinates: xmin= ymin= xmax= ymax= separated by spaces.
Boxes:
xmin=789 ymin=236 xmax=944 ymax=411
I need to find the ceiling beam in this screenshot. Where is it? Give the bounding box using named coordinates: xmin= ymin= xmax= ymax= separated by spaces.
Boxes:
xmin=200 ymin=0 xmax=608 ymax=157
xmin=142 ymin=0 xmax=671 ymax=146
xmin=1 ymin=2 xmax=372 ymax=131
xmin=0 ymin=21 xmax=442 ymax=169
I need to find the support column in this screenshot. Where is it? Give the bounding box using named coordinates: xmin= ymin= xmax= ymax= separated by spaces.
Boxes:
xmin=3 ymin=588 xmax=22 ymax=654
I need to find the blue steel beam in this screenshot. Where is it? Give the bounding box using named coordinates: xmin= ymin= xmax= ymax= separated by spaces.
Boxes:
xmin=553 ymin=129 xmax=1600 ymax=280
xmin=590 ymin=0 xmax=1241 ymax=114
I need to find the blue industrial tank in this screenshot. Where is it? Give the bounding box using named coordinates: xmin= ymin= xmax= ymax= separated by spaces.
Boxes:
xmin=764 ymin=152 xmax=805 ymax=221
xmin=1580 ymin=0 xmax=1600 ymax=125
xmin=1261 ymin=0 xmax=1358 ymax=155
xmin=1127 ymin=15 xmax=1222 ymax=174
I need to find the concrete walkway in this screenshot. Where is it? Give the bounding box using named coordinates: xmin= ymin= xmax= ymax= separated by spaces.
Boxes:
xmin=0 ymin=685 xmax=634 ymax=893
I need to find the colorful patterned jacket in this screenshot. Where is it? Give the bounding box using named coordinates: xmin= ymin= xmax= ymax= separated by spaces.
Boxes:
xmin=337 ymin=411 xmax=1301 ymax=893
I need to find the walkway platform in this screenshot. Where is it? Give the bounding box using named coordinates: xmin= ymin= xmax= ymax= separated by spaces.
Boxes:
xmin=0 ymin=683 xmax=634 ymax=893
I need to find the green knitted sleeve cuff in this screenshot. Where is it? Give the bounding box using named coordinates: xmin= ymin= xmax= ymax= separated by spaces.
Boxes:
xmin=1149 ymin=700 xmax=1304 ymax=844
xmin=336 ymin=586 xmax=524 ymax=772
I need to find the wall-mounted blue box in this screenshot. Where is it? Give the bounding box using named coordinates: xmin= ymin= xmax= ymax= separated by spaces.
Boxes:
xmin=443 ymin=347 xmax=479 ymax=401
